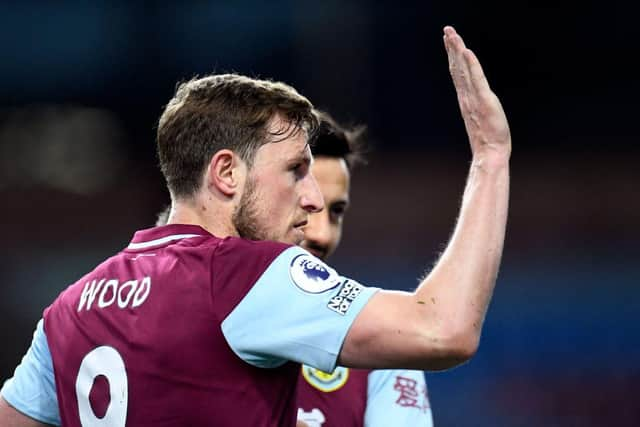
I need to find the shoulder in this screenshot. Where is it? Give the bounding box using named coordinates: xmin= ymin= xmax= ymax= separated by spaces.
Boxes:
xmin=214 ymin=237 xmax=344 ymax=286
xmin=212 ymin=238 xmax=299 ymax=317
xmin=212 ymin=237 xmax=295 ymax=285
xmin=215 ymin=237 xmax=291 ymax=261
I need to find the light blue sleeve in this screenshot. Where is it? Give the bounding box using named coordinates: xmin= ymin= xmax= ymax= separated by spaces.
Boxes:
xmin=0 ymin=319 xmax=61 ymax=426
xmin=221 ymin=246 xmax=379 ymax=372
xmin=364 ymin=369 xmax=433 ymax=427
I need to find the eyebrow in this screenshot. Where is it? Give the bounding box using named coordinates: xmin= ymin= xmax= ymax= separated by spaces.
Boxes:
xmin=289 ymin=144 xmax=313 ymax=166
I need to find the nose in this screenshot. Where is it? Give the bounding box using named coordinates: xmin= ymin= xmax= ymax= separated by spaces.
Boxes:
xmin=300 ymin=173 xmax=324 ymax=214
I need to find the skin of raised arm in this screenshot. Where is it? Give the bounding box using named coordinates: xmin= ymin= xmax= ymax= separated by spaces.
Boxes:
xmin=339 ymin=26 xmax=511 ymax=371
xmin=0 ymin=397 xmax=53 ymax=427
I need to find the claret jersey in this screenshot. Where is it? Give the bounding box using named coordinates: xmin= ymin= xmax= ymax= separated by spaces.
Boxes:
xmin=296 ymin=365 xmax=432 ymax=427
xmin=1 ymin=225 xmax=378 ymax=426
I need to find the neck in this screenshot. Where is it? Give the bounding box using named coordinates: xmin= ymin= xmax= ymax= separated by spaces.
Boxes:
xmin=167 ymin=192 xmax=238 ymax=238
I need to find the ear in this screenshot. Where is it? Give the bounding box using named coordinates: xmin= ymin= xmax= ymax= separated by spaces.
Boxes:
xmin=206 ymin=149 xmax=245 ymax=197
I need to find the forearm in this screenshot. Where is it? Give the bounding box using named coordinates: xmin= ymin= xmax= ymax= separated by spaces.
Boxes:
xmin=339 ymin=157 xmax=510 ymax=371
xmin=415 ymin=153 xmax=509 ymax=361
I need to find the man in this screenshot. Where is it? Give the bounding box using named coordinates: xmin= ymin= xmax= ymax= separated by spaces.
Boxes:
xmin=152 ymin=113 xmax=433 ymax=427
xmin=0 ymin=27 xmax=511 ymax=426
xmin=296 ymin=111 xmax=433 ymax=426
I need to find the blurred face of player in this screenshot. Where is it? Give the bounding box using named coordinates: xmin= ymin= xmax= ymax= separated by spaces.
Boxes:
xmin=300 ymin=157 xmax=350 ymax=261
xmin=232 ymin=117 xmax=324 ymax=245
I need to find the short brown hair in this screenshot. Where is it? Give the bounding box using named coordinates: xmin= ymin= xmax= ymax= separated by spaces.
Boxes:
xmin=312 ymin=110 xmax=367 ymax=170
xmin=157 ymin=74 xmax=319 ymax=198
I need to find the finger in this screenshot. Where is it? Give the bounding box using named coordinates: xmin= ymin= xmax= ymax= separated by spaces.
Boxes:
xmin=463 ymin=49 xmax=491 ymax=94
xmin=443 ymin=26 xmax=457 ymax=38
xmin=444 ymin=26 xmax=469 ymax=54
xmin=444 ymin=30 xmax=472 ymax=96
xmin=443 ymin=26 xmax=456 ymax=62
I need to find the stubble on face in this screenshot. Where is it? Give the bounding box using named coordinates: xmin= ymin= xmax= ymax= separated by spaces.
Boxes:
xmin=232 ymin=174 xmax=272 ymax=242
xmin=231 ymin=116 xmax=312 ymax=245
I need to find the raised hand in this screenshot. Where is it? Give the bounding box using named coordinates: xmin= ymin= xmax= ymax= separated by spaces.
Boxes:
xmin=443 ymin=26 xmax=511 ymax=164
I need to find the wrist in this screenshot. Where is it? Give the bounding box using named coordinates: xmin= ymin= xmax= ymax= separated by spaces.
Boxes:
xmin=471 ymin=146 xmax=511 ymax=172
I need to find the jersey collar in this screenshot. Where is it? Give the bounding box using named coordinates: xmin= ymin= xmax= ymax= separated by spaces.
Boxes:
xmin=126 ymin=224 xmax=212 ymax=251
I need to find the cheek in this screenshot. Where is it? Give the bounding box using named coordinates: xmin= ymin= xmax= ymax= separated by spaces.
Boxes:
xmin=257 ymin=180 xmax=290 ymax=208
xmin=252 ymin=174 xmax=299 ymax=221
xmin=274 ymin=184 xmax=299 ymax=211
xmin=329 ymin=225 xmax=343 ymax=249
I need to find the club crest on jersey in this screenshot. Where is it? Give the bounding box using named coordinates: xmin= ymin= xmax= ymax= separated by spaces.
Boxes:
xmin=289 ymin=254 xmax=340 ymax=293
xmin=301 ymin=365 xmax=350 ymax=392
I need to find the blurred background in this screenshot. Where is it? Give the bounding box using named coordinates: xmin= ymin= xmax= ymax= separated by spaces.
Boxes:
xmin=1 ymin=1 xmax=638 ymax=426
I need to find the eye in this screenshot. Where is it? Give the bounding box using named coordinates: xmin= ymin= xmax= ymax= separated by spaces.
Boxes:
xmin=329 ymin=202 xmax=348 ymax=223
xmin=289 ymin=162 xmax=308 ymax=180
